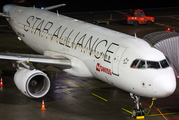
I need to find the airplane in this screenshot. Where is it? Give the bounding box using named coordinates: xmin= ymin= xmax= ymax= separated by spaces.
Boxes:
xmin=0 ymin=3 xmax=176 ymax=118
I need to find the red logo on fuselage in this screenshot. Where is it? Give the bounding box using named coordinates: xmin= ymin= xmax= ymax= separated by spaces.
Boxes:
xmin=96 ymin=63 xmax=112 ymax=75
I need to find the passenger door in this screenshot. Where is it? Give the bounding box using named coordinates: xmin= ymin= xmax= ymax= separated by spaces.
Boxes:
xmin=112 ymin=47 xmax=126 ymax=76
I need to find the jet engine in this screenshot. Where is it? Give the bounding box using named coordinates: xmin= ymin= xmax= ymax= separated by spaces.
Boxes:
xmin=14 ymin=68 xmax=50 ymax=98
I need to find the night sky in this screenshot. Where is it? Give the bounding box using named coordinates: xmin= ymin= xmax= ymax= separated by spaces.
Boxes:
xmin=0 ymin=0 xmax=179 ymax=13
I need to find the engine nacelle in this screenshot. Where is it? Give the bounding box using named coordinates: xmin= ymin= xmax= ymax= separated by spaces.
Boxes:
xmin=14 ymin=69 xmax=50 ymax=98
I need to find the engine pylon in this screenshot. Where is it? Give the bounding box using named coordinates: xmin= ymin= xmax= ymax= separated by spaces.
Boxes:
xmin=0 ymin=77 xmax=4 ymax=86
xmin=41 ymin=100 xmax=46 ymax=110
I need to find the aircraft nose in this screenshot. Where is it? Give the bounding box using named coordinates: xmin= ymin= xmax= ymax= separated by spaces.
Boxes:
xmin=153 ymin=74 xmax=176 ymax=98
xmin=3 ymin=4 xmax=15 ymax=13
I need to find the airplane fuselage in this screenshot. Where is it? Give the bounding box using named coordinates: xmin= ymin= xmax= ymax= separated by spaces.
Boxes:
xmin=2 ymin=4 xmax=176 ymax=98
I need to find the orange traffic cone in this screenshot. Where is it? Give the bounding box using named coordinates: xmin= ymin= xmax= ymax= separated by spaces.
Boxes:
xmin=0 ymin=77 xmax=4 ymax=86
xmin=41 ymin=100 xmax=46 ymax=110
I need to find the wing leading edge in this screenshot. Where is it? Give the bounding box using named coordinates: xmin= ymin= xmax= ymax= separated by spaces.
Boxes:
xmin=0 ymin=52 xmax=71 ymax=68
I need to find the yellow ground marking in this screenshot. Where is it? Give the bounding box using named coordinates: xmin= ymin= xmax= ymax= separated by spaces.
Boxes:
xmin=146 ymin=112 xmax=179 ymax=117
xmin=5 ymin=51 xmax=10 ymax=53
xmin=66 ymin=80 xmax=80 ymax=87
xmin=121 ymin=108 xmax=132 ymax=114
xmin=122 ymin=107 xmax=179 ymax=118
xmin=92 ymin=93 xmax=108 ymax=102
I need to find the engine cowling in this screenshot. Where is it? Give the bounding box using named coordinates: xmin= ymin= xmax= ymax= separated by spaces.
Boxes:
xmin=14 ymin=69 xmax=50 ymax=98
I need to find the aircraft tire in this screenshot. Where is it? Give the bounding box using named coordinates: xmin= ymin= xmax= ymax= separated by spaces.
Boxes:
xmin=132 ymin=108 xmax=137 ymax=118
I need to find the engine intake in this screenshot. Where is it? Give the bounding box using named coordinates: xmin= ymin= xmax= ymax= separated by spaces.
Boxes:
xmin=14 ymin=69 xmax=50 ymax=98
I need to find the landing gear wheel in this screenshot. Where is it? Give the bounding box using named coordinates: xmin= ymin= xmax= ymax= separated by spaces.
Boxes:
xmin=130 ymin=93 xmax=145 ymax=118
xmin=132 ymin=107 xmax=144 ymax=118
xmin=132 ymin=108 xmax=137 ymax=118
xmin=130 ymin=93 xmax=155 ymax=119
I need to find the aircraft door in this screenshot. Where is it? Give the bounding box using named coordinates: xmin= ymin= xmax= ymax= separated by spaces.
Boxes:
xmin=112 ymin=47 xmax=126 ymax=76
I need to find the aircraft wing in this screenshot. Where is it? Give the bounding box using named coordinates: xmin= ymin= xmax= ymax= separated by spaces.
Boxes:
xmin=44 ymin=4 xmax=66 ymax=10
xmin=0 ymin=13 xmax=9 ymax=17
xmin=0 ymin=52 xmax=71 ymax=68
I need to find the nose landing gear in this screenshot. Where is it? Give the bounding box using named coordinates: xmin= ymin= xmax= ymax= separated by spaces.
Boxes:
xmin=130 ymin=93 xmax=145 ymax=118
xmin=130 ymin=93 xmax=155 ymax=119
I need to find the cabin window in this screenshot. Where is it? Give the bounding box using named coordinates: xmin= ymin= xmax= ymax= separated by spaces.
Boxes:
xmin=91 ymin=49 xmax=93 ymax=54
xmin=86 ymin=47 xmax=88 ymax=52
xmin=108 ymin=56 xmax=111 ymax=61
xmin=97 ymin=52 xmax=99 ymax=57
xmin=73 ymin=43 xmax=76 ymax=48
xmin=71 ymin=42 xmax=74 ymax=47
xmin=102 ymin=54 xmax=104 ymax=59
xmin=36 ymin=30 xmax=39 ymax=34
xmin=41 ymin=32 xmax=44 ymax=36
xmin=45 ymin=33 xmax=48 ymax=37
xmin=94 ymin=50 xmax=96 ymax=55
xmin=100 ymin=52 xmax=103 ymax=57
xmin=104 ymin=54 xmax=106 ymax=59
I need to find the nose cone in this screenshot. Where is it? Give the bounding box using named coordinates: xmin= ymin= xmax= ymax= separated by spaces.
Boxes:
xmin=153 ymin=74 xmax=176 ymax=98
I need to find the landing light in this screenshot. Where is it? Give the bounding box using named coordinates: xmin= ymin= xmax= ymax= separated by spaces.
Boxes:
xmin=41 ymin=7 xmax=44 ymax=10
xmin=18 ymin=37 xmax=21 ymax=41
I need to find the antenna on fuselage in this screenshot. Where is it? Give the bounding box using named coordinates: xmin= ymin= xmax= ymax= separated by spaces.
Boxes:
xmin=134 ymin=33 xmax=137 ymax=39
xmin=57 ymin=10 xmax=59 ymax=17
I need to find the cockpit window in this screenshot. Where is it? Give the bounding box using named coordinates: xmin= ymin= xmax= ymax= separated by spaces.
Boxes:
xmin=131 ymin=59 xmax=169 ymax=69
xmin=160 ymin=59 xmax=169 ymax=68
xmin=137 ymin=60 xmax=145 ymax=68
xmin=147 ymin=61 xmax=160 ymax=69
xmin=131 ymin=60 xmax=139 ymax=68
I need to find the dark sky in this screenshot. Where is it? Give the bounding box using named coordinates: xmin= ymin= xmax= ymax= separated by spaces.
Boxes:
xmin=0 ymin=0 xmax=179 ymax=12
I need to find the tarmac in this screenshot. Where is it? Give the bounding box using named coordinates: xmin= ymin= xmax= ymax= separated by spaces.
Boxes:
xmin=0 ymin=7 xmax=179 ymax=120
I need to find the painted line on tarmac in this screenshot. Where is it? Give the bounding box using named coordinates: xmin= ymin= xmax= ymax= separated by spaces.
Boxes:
xmin=166 ymin=103 xmax=179 ymax=113
xmin=142 ymin=94 xmax=179 ymax=120
xmin=66 ymin=80 xmax=80 ymax=87
xmin=157 ymin=94 xmax=178 ymax=109
xmin=122 ymin=107 xmax=179 ymax=119
xmin=174 ymin=115 xmax=179 ymax=120
xmin=92 ymin=93 xmax=108 ymax=102
xmin=121 ymin=108 xmax=132 ymax=115
xmin=147 ymin=112 xmax=179 ymax=117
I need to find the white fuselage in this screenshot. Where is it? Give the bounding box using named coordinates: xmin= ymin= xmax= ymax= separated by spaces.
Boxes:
xmin=3 ymin=4 xmax=176 ymax=98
